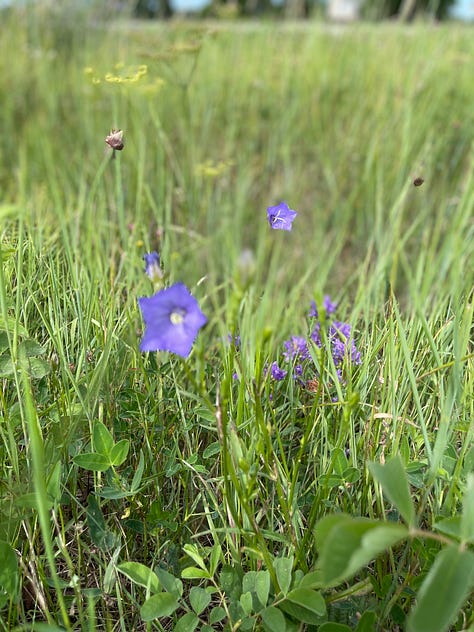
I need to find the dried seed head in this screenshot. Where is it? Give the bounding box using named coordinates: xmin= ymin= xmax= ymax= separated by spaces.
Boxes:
xmin=105 ymin=129 xmax=124 ymax=151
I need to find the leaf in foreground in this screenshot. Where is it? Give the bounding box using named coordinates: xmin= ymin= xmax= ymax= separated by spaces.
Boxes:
xmin=407 ymin=545 xmax=474 ymax=632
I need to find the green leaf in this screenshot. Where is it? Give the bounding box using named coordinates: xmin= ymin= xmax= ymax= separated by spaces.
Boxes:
xmin=434 ymin=516 xmax=462 ymax=540
xmin=155 ymin=567 xmax=183 ymax=597
xmin=19 ymin=339 xmax=46 ymax=357
xmin=116 ymin=562 xmax=160 ymax=593
xmin=316 ymin=514 xmax=408 ymax=584
xmin=203 ymin=441 xmax=221 ymax=458
xmin=240 ymin=591 xmax=253 ymax=615
xmin=286 ymin=587 xmax=326 ymax=616
xmin=140 ymin=592 xmax=179 ymax=621
xmin=181 ymin=566 xmax=211 ymax=579
xmin=73 ymin=453 xmax=110 ymax=472
xmin=0 ymin=540 xmax=19 ymax=600
xmin=110 ymin=439 xmax=130 ymax=467
xmin=173 ymin=612 xmax=199 ymax=632
xmin=319 ymin=624 xmax=352 ymax=632
xmin=369 ymin=456 xmax=416 ymax=527
xmin=261 ymin=606 xmax=287 ymax=632
xmin=183 ymin=543 xmax=208 ymax=571
xmin=255 ymin=570 xmax=271 ymax=607
xmin=209 ymin=541 xmax=221 ymax=576
xmin=86 ymin=494 xmax=117 ymax=550
xmin=354 ymin=611 xmax=377 ymax=631
xmin=189 ymin=586 xmax=211 ymax=615
xmin=46 ymin=461 xmax=62 ymax=502
xmin=274 ymin=556 xmax=293 ymax=596
xmin=0 ymin=355 xmax=14 ymax=377
xmin=93 ymin=421 xmax=114 ymax=457
xmin=25 ymin=357 xmax=50 ymax=379
xmin=279 ymin=588 xmax=327 ymax=625
xmin=407 ymin=545 xmax=474 ymax=632
xmin=461 ymin=473 xmax=474 ymax=543
xmin=220 ymin=564 xmax=243 ymax=601
xmin=131 ymin=450 xmax=145 ymax=492
xmin=209 ymin=605 xmax=227 ymax=624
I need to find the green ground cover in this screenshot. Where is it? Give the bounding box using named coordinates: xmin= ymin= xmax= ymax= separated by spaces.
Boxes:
xmin=0 ymin=8 xmax=473 ymax=631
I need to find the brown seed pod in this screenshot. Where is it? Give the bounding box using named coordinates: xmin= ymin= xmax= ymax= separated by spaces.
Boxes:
xmin=413 ymin=177 xmax=424 ymax=187
xmin=105 ymin=129 xmax=124 ymax=151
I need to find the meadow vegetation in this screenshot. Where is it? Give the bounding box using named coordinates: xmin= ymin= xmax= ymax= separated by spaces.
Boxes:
xmin=0 ymin=7 xmax=473 ymax=631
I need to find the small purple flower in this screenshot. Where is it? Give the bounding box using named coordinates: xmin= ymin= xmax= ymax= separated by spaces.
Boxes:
xmin=227 ymin=333 xmax=241 ymax=349
xmin=271 ymin=362 xmax=287 ymax=381
xmin=309 ymin=295 xmax=337 ymax=319
xmin=143 ymin=252 xmax=163 ymax=283
xmin=310 ymin=322 xmax=322 ymax=346
xmin=283 ymin=336 xmax=310 ymax=362
xmin=138 ymin=283 xmax=207 ymax=358
xmin=329 ymin=321 xmax=361 ymax=367
xmin=267 ymin=202 xmax=298 ymax=231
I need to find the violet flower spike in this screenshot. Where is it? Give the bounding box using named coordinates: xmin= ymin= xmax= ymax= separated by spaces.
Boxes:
xmin=138 ymin=283 xmax=207 ymax=358
xmin=267 ymin=202 xmax=298 ymax=231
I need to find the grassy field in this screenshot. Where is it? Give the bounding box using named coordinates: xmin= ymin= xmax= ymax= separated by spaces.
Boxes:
xmin=0 ymin=6 xmax=474 ymax=631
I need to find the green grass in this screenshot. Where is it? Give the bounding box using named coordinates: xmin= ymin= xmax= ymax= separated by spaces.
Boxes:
xmin=0 ymin=7 xmax=474 ymax=631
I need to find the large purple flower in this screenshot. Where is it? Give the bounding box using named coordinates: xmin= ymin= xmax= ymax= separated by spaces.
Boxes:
xmin=138 ymin=283 xmax=207 ymax=357
xmin=267 ymin=202 xmax=298 ymax=231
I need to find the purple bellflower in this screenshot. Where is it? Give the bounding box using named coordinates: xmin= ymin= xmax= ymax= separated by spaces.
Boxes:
xmin=267 ymin=202 xmax=298 ymax=231
xmin=138 ymin=283 xmax=207 ymax=358
xmin=143 ymin=251 xmax=163 ymax=283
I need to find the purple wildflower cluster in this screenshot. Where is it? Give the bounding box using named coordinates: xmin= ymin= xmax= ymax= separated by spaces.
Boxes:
xmin=271 ymin=296 xmax=361 ymax=387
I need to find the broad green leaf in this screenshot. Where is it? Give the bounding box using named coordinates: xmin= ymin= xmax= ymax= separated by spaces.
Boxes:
xmin=203 ymin=441 xmax=221 ymax=458
xmin=209 ymin=605 xmax=226 ymax=624
xmin=174 ymin=612 xmax=199 ymax=632
xmin=155 ymin=567 xmax=183 ymax=597
xmin=116 ymin=562 xmax=160 ymax=593
xmin=220 ymin=564 xmax=243 ymax=601
xmin=279 ymin=588 xmax=327 ymax=625
xmin=298 ymin=570 xmax=324 ymax=589
xmin=342 ymin=466 xmax=361 ymax=484
xmin=0 ymin=355 xmax=14 ymax=378
xmin=319 ymin=624 xmax=352 ymax=632
xmin=332 ymin=447 xmax=348 ymax=475
xmin=461 ymin=473 xmax=474 ymax=543
xmin=25 ymin=357 xmax=50 ymax=379
xmin=255 ymin=570 xmax=271 ymax=606
xmin=316 ymin=514 xmax=408 ymax=584
xmin=369 ymin=456 xmax=416 ymax=527
xmin=19 ymin=340 xmax=46 ymax=357
xmin=261 ymin=606 xmax=287 ymax=632
xmin=407 ymin=546 xmax=474 ymax=632
xmin=434 ymin=516 xmax=462 ymax=540
xmin=73 ymin=453 xmax=110 ymax=472
xmin=274 ymin=556 xmax=293 ymax=596
xmin=110 ymin=439 xmax=130 ymax=467
xmin=140 ymin=592 xmax=179 ymax=621
xmin=183 ymin=543 xmax=208 ymax=571
xmin=0 ymin=541 xmax=19 ymax=599
xmin=240 ymin=591 xmax=253 ymax=615
xmin=189 ymin=586 xmax=211 ymax=615
xmin=355 ymin=611 xmax=377 ymax=631
xmin=93 ymin=421 xmax=114 ymax=457
xmin=86 ymin=494 xmax=117 ymax=550
xmin=181 ymin=566 xmax=211 ymax=579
